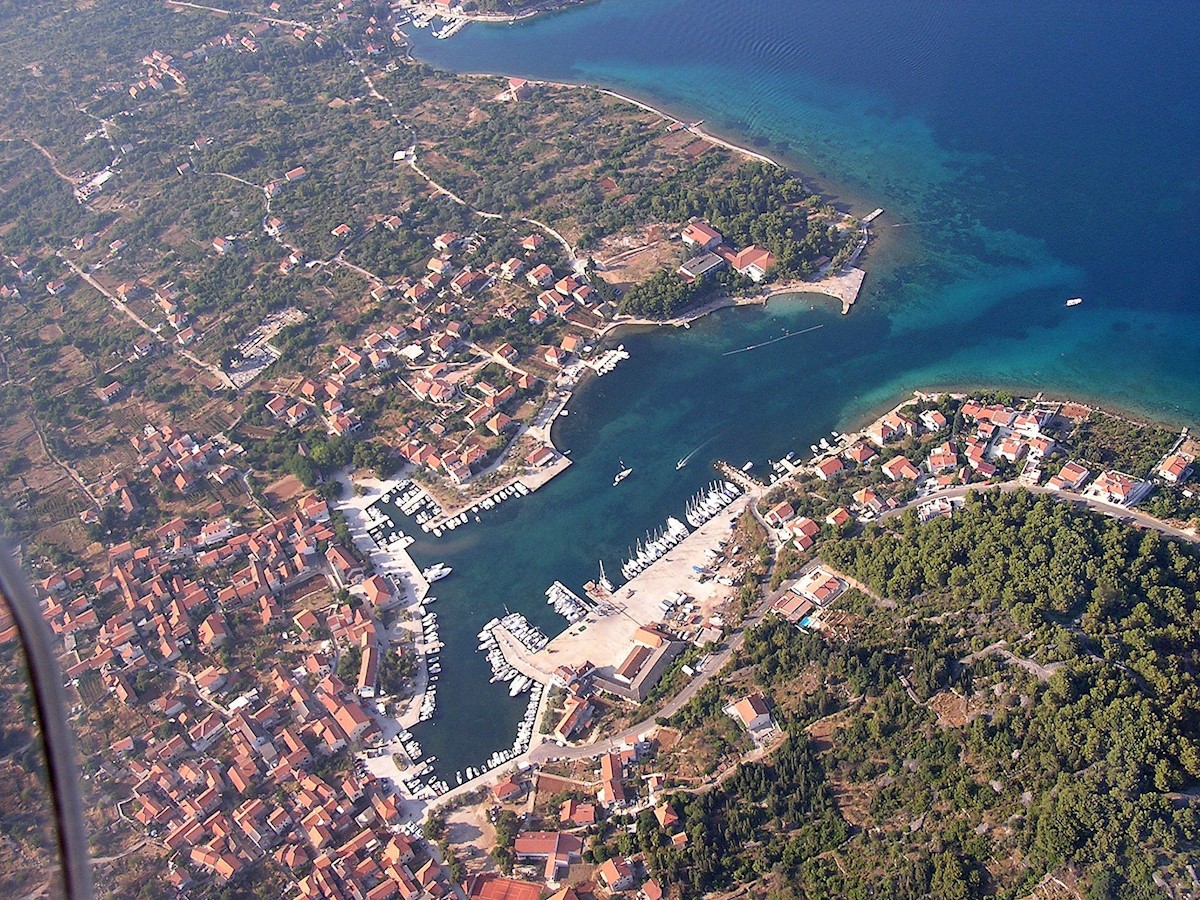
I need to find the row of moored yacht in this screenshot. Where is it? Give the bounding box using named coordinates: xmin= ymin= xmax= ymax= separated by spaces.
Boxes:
xmin=685 ymin=480 xmax=742 ymax=529
xmin=621 ymin=516 xmax=690 ymax=582
xmin=546 ymin=581 xmax=590 ymax=623
xmin=430 ymin=481 xmax=530 ymax=537
xmin=477 ymin=613 xmax=549 ymax=687
xmin=453 ymin=680 xmax=542 ymax=787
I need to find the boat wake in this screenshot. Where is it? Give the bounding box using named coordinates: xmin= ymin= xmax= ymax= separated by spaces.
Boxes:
xmin=722 ymin=323 xmax=824 ymax=356
xmin=676 ymin=435 xmax=717 ymax=470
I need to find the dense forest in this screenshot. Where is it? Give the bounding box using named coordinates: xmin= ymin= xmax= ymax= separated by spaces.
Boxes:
xmin=615 ymin=490 xmax=1198 ymax=899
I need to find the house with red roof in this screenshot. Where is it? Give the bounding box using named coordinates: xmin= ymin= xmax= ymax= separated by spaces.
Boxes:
xmin=326 ymin=544 xmax=363 ymax=586
xmin=786 ymin=517 xmax=820 ymax=550
xmin=867 ymin=413 xmax=912 ymax=447
xmin=597 ymin=857 xmax=635 ymax=893
xmin=919 ymin=408 xmax=948 ymax=432
xmin=1089 ymin=470 xmax=1150 ymax=507
xmin=727 ymin=692 xmax=774 ymax=733
xmin=1156 ymin=453 xmax=1193 ymax=484
xmin=926 ymin=441 xmax=959 ymax=474
xmin=844 ymin=442 xmax=877 ymax=465
xmin=680 ymin=221 xmax=723 ymax=251
xmin=881 ymin=455 xmax=921 ymax=482
xmin=825 ymin=506 xmax=853 ymax=528
xmin=526 ymin=264 xmax=554 ymax=287
xmin=764 ymin=501 xmax=794 ymax=527
xmin=794 ymin=567 xmax=845 ymax=606
xmin=815 ymin=456 xmax=844 ymax=481
xmin=513 ymin=831 xmax=583 ymax=882
xmin=560 ymin=797 xmax=596 ymax=826
xmin=501 ymin=257 xmax=526 ymax=280
xmin=732 ymin=245 xmax=775 ymax=282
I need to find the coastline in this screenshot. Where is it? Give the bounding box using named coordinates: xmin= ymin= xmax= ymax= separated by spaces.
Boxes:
xmin=400 ymin=0 xmax=599 ymax=27
xmin=595 ymin=267 xmax=868 ymax=342
xmin=845 ymin=380 xmax=1200 ymax=439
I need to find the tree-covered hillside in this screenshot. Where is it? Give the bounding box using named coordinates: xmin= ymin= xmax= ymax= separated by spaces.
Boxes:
xmin=623 ymin=490 xmax=1197 ymax=900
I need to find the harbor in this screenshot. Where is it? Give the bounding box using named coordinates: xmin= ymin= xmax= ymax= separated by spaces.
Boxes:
xmin=518 ymin=487 xmax=755 ymax=680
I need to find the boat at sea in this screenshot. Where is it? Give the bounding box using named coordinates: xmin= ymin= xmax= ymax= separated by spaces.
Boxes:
xmin=613 ymin=461 xmax=633 ymax=486
xmin=1066 ymin=297 xmax=1084 ymax=307
xmin=676 ymin=436 xmax=714 ymax=470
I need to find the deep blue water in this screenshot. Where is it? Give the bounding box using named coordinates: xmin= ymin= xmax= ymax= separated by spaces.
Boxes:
xmin=396 ymin=0 xmax=1200 ymax=777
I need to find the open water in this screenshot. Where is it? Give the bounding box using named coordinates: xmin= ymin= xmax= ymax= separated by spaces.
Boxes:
xmin=395 ymin=0 xmax=1200 ymax=778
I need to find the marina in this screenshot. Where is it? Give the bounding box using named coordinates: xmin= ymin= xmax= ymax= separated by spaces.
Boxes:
xmin=587 ymin=344 xmax=631 ymax=376
xmin=620 ymin=515 xmax=690 ymax=581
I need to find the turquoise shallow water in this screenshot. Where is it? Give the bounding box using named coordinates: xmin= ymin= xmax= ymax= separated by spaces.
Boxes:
xmin=394 ymin=0 xmax=1200 ymax=777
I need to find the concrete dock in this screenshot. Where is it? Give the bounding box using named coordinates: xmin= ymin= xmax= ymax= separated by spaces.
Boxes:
xmin=487 ymin=493 xmax=755 ymax=680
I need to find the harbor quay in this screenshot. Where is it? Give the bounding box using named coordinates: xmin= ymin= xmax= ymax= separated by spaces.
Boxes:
xmin=493 ymin=491 xmax=755 ymax=681
xmin=336 ymin=470 xmax=432 ymax=603
xmin=417 ymin=489 xmax=759 ymax=809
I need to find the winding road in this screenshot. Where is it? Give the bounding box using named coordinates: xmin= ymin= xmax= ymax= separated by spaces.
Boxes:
xmin=881 ymin=481 xmax=1199 ymax=545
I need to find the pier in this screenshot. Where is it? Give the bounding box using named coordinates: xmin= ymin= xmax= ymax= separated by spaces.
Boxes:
xmin=515 ymin=491 xmax=757 ymax=678
xmin=714 ymin=459 xmax=768 ymax=491
xmin=862 ymin=208 xmax=885 ymax=224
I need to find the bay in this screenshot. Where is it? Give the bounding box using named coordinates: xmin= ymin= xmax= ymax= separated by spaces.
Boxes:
xmin=396 ymin=0 xmax=1200 ymax=777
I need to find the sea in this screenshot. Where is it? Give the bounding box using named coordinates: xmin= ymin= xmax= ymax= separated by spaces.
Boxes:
xmin=391 ymin=0 xmax=1200 ymax=780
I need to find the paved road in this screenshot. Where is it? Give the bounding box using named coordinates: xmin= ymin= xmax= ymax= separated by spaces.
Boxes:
xmin=881 ymin=481 xmax=1199 ymax=544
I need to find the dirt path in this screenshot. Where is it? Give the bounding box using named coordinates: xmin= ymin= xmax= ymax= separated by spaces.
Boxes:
xmin=58 ymin=255 xmax=236 ymax=390
xmin=20 ymin=136 xmax=76 ymax=185
xmin=27 ymin=407 xmax=101 ymax=510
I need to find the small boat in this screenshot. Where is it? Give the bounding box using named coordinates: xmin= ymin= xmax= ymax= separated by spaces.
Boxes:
xmin=422 ymin=563 xmax=452 ymax=582
xmin=613 ymin=462 xmax=633 ymax=486
xmin=741 ymin=461 xmax=754 ymax=472
xmin=1066 ymin=297 xmax=1083 ymax=307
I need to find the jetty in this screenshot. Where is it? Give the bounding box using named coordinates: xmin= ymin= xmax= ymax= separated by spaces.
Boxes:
xmin=512 ymin=490 xmax=757 ymax=679
xmin=715 ymin=459 xmax=768 ymax=491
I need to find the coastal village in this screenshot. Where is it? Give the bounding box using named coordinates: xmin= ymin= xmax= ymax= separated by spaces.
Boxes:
xmin=0 ymin=0 xmax=1197 ymax=898
xmin=0 ymin=0 xmax=869 ymax=891
xmin=3 ymin=377 xmax=1196 ymax=895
